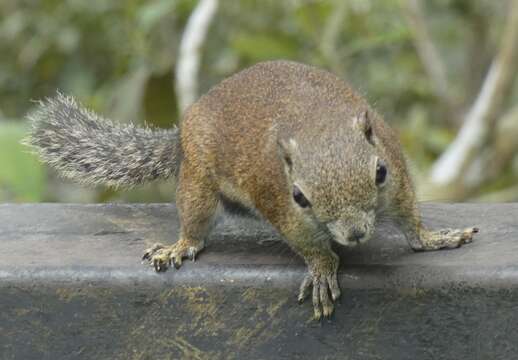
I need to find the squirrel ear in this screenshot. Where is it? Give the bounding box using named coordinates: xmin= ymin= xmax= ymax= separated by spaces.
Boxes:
xmin=354 ymin=110 xmax=370 ymax=130
xmin=277 ymin=138 xmax=297 ymax=172
xmin=355 ymin=110 xmax=374 ymax=144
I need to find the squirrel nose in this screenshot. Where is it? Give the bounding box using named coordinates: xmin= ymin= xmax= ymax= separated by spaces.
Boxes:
xmin=350 ymin=229 xmax=366 ymax=242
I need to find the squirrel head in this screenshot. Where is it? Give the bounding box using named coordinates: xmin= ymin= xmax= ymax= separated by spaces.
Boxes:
xmin=278 ymin=109 xmax=388 ymax=246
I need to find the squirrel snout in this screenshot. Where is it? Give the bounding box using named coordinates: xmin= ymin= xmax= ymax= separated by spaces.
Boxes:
xmin=326 ymin=220 xmax=371 ymax=246
xmin=349 ymin=229 xmax=366 ymax=243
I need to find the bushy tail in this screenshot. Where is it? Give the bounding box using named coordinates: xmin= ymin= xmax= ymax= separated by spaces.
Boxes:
xmin=24 ymin=92 xmax=181 ymax=188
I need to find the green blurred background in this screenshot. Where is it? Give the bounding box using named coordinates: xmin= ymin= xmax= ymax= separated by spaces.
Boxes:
xmin=1 ymin=0 xmax=517 ymax=203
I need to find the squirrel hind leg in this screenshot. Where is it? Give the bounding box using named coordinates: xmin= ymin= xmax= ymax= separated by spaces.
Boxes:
xmin=143 ymin=162 xmax=219 ymax=272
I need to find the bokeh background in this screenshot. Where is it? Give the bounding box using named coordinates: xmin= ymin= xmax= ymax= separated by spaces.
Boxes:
xmin=1 ymin=0 xmax=517 ymax=203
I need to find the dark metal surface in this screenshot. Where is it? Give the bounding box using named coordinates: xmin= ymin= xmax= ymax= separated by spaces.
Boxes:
xmin=1 ymin=203 xmax=518 ymax=359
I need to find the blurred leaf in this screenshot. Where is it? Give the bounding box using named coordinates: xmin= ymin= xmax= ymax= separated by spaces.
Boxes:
xmin=107 ymin=65 xmax=151 ymax=124
xmin=293 ymin=1 xmax=331 ymax=40
xmin=231 ymin=33 xmax=298 ymax=61
xmin=343 ymin=26 xmax=410 ymax=57
xmin=144 ymin=72 xmax=178 ymax=128
xmin=425 ymin=127 xmax=454 ymax=154
xmin=138 ymin=0 xmax=176 ymax=31
xmin=0 ymin=11 xmax=27 ymax=40
xmin=0 ymin=122 xmax=46 ymax=201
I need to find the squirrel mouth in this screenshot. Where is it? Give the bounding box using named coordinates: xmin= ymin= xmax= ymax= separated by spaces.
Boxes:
xmin=348 ymin=229 xmax=366 ymax=243
xmin=326 ymin=223 xmax=371 ymax=247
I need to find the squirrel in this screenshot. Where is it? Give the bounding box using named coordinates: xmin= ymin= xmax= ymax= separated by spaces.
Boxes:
xmin=26 ymin=60 xmax=478 ymax=319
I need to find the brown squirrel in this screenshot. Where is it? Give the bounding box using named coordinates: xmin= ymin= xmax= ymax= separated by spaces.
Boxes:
xmin=26 ymin=60 xmax=478 ymax=319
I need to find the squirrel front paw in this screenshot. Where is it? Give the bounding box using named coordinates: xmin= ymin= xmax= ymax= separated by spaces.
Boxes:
xmin=415 ymin=227 xmax=479 ymax=251
xmin=142 ymin=239 xmax=203 ymax=272
xmin=298 ymin=262 xmax=341 ymax=320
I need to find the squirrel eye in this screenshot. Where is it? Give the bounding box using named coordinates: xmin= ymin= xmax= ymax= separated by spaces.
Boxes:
xmin=293 ymin=185 xmax=311 ymax=208
xmin=376 ymin=160 xmax=387 ymax=186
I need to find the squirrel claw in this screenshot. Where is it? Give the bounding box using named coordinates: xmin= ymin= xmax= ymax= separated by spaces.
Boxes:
xmin=142 ymin=243 xmax=163 ymax=261
xmin=297 ymin=274 xmax=312 ymax=304
xmin=187 ymin=248 xmax=197 ymax=262
xmin=141 ymin=240 xmax=203 ymax=273
xmin=299 ymin=270 xmax=341 ymax=321
xmin=153 ymin=258 xmax=166 ymax=272
xmin=172 ymin=256 xmax=182 ymax=269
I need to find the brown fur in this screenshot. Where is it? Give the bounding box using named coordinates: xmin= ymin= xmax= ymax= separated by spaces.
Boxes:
xmin=147 ymin=61 xmax=477 ymax=319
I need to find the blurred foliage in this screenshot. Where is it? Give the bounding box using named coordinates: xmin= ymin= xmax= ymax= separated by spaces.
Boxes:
xmin=0 ymin=0 xmax=515 ymax=202
xmin=0 ymin=123 xmax=46 ymax=201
